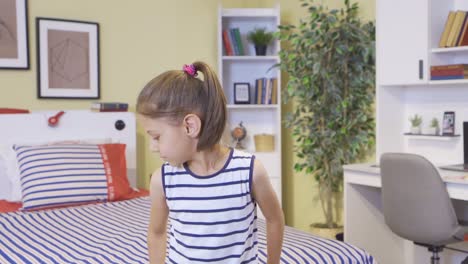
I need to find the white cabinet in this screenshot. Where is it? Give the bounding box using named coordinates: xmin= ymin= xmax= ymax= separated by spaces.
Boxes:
xmin=376 ymin=0 xmax=468 ymax=164
xmin=377 ymin=0 xmax=429 ymax=85
xmin=217 ymin=5 xmax=282 ymax=206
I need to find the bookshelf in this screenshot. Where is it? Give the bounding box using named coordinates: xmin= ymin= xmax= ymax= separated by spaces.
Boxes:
xmin=376 ymin=0 xmax=468 ymax=166
xmin=350 ymin=0 xmax=468 ymax=262
xmin=217 ymin=4 xmax=282 ymax=209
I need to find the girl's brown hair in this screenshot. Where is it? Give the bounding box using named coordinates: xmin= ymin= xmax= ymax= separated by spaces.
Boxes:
xmin=137 ymin=61 xmax=227 ymax=151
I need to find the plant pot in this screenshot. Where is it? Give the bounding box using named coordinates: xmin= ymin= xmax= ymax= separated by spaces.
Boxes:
xmin=427 ymin=127 xmax=439 ymax=135
xmin=254 ymin=45 xmax=267 ymax=56
xmin=310 ymin=224 xmax=344 ymax=240
xmin=410 ymin=126 xmax=421 ymax=134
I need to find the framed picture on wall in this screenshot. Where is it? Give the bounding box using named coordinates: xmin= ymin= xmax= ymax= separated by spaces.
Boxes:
xmin=442 ymin=111 xmax=455 ymax=136
xmin=36 ymin=17 xmax=100 ymax=99
xmin=0 ymin=0 xmax=29 ymax=69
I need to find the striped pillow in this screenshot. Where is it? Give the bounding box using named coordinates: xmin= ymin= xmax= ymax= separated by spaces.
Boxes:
xmin=13 ymin=143 xmax=132 ymax=211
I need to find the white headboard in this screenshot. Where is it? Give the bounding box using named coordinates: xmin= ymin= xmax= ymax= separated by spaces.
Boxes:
xmin=0 ymin=110 xmax=137 ymax=187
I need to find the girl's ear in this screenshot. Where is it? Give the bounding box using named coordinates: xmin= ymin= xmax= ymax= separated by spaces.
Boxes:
xmin=183 ymin=114 xmax=202 ymax=138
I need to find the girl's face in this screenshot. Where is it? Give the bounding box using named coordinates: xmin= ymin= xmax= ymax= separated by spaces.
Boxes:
xmin=139 ymin=115 xmax=197 ymax=166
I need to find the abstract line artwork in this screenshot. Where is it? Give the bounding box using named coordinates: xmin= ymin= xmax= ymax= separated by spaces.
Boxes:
xmin=0 ymin=0 xmax=29 ymax=69
xmin=37 ymin=18 xmax=99 ymax=99
xmin=0 ymin=16 xmax=18 ymax=58
xmin=48 ymin=30 xmax=90 ymax=89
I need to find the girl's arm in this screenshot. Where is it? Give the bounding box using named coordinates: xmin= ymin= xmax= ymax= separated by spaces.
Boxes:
xmin=252 ymin=159 xmax=285 ymax=264
xmin=147 ymin=169 xmax=169 ymax=264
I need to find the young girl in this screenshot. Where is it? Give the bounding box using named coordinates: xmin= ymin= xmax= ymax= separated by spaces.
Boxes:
xmin=137 ymin=61 xmax=284 ymax=264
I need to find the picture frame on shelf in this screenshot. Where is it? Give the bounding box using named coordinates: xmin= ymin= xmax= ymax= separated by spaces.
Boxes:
xmin=233 ymin=82 xmax=250 ymax=104
xmin=36 ymin=17 xmax=100 ymax=99
xmin=442 ymin=111 xmax=455 ymax=136
xmin=0 ymin=0 xmax=29 ymax=69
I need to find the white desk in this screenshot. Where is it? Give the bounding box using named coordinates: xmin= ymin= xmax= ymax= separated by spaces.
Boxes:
xmin=344 ymin=163 xmax=468 ymax=264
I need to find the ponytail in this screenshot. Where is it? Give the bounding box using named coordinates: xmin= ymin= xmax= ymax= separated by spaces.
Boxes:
xmin=192 ymin=61 xmax=227 ymax=151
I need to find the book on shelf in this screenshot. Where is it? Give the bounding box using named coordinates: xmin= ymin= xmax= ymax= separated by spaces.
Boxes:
xmin=254 ymin=78 xmax=278 ymax=104
xmin=222 ymin=29 xmax=233 ymax=56
xmin=430 ymin=64 xmax=468 ymax=80
xmin=439 ymin=11 xmax=456 ymax=47
xmin=233 ymin=28 xmax=244 ymax=56
xmin=91 ymin=102 xmax=128 ymax=112
xmin=447 ymin=11 xmax=466 ymax=47
xmin=430 ymin=75 xmax=467 ymax=80
xmin=439 ymin=10 xmax=468 ymax=47
xmin=222 ymin=27 xmax=243 ymax=56
xmin=431 ymin=64 xmax=468 ymax=70
xmin=457 ymin=12 xmax=468 ymax=46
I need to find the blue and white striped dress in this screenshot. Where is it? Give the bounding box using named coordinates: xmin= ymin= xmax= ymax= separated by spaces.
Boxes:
xmin=162 ymin=148 xmax=258 ymax=263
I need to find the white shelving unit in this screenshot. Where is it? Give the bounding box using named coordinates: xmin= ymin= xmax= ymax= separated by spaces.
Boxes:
xmin=218 ymin=4 xmax=282 ymax=207
xmin=376 ymin=0 xmax=468 ymax=168
xmin=347 ymin=0 xmax=468 ymax=262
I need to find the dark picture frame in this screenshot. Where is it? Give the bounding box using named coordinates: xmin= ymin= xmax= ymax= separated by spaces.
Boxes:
xmin=36 ymin=17 xmax=100 ymax=99
xmin=442 ymin=111 xmax=455 ymax=136
xmin=0 ymin=0 xmax=29 ymax=69
xmin=234 ymin=82 xmax=250 ymax=104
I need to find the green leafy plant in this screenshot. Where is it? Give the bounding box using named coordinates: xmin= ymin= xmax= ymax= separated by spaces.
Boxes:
xmin=409 ymin=114 xmax=422 ymax=127
xmin=430 ymin=117 xmax=439 ymax=128
xmin=276 ymin=0 xmax=375 ymax=229
xmin=247 ymin=28 xmax=274 ymax=46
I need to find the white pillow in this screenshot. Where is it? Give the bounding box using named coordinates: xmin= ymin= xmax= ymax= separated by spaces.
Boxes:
xmin=1 ymin=138 xmax=113 ymax=202
xmin=0 ymin=154 xmax=12 ymax=200
xmin=0 ymin=144 xmax=20 ymax=201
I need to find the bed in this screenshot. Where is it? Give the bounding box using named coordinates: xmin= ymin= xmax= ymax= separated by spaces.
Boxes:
xmin=0 ymin=111 xmax=376 ymax=264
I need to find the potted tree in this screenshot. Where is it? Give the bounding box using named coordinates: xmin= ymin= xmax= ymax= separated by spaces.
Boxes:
xmin=276 ymin=0 xmax=375 ymax=238
xmin=247 ymin=27 xmax=274 ymax=56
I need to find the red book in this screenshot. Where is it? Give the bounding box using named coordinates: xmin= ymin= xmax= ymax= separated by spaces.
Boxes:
xmin=222 ymin=29 xmax=233 ymax=56
xmin=431 ymin=68 xmax=466 ymax=76
xmin=431 ymin=64 xmax=468 ymax=71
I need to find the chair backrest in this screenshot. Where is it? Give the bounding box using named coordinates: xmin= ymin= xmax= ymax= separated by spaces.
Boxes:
xmin=380 ymin=153 xmax=459 ymax=244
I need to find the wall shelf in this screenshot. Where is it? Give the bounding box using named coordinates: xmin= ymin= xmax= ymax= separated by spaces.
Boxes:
xmin=431 ymin=46 xmax=468 ymax=53
xmin=227 ymin=104 xmax=279 ymax=110
xmin=403 ymin=133 xmax=460 ymax=140
xmin=222 ymin=55 xmax=279 ymax=61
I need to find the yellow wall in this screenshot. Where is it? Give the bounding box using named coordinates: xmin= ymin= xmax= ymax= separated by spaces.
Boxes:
xmin=0 ymin=0 xmax=374 ymax=232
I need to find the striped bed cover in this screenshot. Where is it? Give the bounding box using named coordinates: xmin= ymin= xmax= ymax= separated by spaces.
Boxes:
xmin=0 ymin=197 xmax=376 ymax=264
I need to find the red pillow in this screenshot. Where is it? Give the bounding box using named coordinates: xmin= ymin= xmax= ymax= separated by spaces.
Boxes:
xmin=101 ymin=143 xmax=134 ymax=201
xmin=0 ymin=108 xmax=29 ymax=114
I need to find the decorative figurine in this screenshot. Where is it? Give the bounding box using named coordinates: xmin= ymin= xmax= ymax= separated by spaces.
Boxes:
xmin=231 ymin=121 xmax=247 ymax=149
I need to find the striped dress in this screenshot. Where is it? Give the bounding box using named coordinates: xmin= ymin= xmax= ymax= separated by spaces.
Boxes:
xmin=162 ymin=148 xmax=258 ymax=263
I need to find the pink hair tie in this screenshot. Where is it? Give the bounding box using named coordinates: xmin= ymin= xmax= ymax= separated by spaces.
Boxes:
xmin=183 ymin=64 xmax=198 ymax=77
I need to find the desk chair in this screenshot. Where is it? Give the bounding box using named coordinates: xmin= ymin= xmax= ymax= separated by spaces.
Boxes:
xmin=380 ymin=153 xmax=468 ymax=264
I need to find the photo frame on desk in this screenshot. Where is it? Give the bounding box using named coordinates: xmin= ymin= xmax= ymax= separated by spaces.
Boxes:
xmin=234 ymin=82 xmax=250 ymax=104
xmin=442 ymin=111 xmax=455 ymax=136
xmin=36 ymin=17 xmax=100 ymax=99
xmin=0 ymin=0 xmax=29 ymax=69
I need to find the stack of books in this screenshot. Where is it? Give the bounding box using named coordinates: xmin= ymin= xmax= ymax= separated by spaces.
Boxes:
xmin=254 ymin=78 xmax=277 ymax=104
xmin=91 ymin=102 xmax=128 ymax=112
xmin=222 ymin=27 xmax=244 ymax=56
xmin=439 ymin=10 xmax=468 ymax=48
xmin=430 ymin=64 xmax=468 ymax=80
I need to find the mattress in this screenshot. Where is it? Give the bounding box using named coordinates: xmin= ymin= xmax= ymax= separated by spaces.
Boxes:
xmin=0 ymin=197 xmax=376 ymax=264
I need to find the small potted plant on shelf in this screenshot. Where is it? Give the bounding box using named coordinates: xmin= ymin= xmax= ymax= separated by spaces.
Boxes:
xmin=428 ymin=117 xmax=440 ymax=135
xmin=409 ymin=114 xmax=423 ymax=134
xmin=247 ymin=27 xmax=274 ymax=56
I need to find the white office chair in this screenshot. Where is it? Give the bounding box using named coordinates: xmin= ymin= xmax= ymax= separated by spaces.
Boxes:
xmin=380 ymin=153 xmax=468 ymax=264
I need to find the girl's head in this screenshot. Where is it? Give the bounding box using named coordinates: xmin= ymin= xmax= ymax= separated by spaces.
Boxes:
xmin=137 ymin=61 xmax=227 ymax=155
